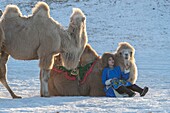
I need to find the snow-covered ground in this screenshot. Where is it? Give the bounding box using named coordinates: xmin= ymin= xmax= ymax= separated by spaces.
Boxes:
xmin=0 ymin=0 xmax=170 ymax=112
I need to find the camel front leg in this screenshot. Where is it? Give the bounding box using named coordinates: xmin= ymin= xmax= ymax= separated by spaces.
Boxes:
xmin=40 ymin=69 xmax=50 ymax=97
xmin=39 ymin=54 xmax=54 ymax=97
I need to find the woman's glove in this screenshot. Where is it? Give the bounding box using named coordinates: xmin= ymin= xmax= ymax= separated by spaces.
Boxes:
xmin=105 ymin=79 xmax=112 ymax=85
xmin=105 ymin=78 xmax=118 ymax=85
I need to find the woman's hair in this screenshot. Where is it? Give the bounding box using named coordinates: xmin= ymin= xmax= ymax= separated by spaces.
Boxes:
xmin=106 ymin=56 xmax=114 ymax=68
xmin=101 ymin=52 xmax=114 ymax=68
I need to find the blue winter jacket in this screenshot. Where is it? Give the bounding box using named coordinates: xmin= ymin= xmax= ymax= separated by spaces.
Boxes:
xmin=102 ymin=66 xmax=130 ymax=97
xmin=102 ymin=66 xmax=129 ymax=84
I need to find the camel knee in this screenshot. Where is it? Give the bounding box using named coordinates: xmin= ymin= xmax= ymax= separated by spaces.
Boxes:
xmin=41 ymin=69 xmax=50 ymax=81
xmin=0 ymin=52 xmax=9 ymax=65
xmin=0 ymin=65 xmax=6 ymax=79
xmin=0 ymin=75 xmax=5 ymax=81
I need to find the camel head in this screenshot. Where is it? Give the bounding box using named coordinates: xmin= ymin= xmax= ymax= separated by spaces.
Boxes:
xmin=53 ymin=54 xmax=63 ymax=67
xmin=68 ymin=8 xmax=87 ymax=47
xmin=116 ymin=42 xmax=135 ymax=66
xmin=61 ymin=8 xmax=87 ymax=70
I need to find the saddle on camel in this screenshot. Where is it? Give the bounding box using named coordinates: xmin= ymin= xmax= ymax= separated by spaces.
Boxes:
xmin=48 ymin=44 xmax=105 ymax=96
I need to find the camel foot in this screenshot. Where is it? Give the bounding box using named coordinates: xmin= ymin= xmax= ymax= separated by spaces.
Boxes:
xmin=12 ymin=95 xmax=22 ymax=99
xmin=40 ymin=93 xmax=50 ymax=97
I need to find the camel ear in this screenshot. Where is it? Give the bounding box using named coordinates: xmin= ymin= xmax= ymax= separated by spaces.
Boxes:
xmin=82 ymin=17 xmax=85 ymax=22
xmin=70 ymin=17 xmax=76 ymax=25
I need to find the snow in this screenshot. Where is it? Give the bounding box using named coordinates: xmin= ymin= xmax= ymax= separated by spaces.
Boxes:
xmin=0 ymin=0 xmax=170 ymax=112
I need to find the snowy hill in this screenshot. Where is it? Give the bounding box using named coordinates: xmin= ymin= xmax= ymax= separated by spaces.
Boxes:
xmin=0 ymin=0 xmax=170 ymax=112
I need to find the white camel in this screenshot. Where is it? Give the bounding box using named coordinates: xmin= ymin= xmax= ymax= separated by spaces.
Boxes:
xmin=0 ymin=2 xmax=87 ymax=98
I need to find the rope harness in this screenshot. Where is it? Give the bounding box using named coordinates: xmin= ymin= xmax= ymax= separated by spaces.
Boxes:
xmin=52 ymin=58 xmax=99 ymax=85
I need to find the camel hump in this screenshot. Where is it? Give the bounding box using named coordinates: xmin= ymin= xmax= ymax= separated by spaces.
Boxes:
xmin=3 ymin=5 xmax=22 ymax=18
xmin=32 ymin=2 xmax=50 ymax=17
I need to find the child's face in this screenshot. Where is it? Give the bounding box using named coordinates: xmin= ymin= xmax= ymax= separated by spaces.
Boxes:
xmin=108 ymin=57 xmax=114 ymax=67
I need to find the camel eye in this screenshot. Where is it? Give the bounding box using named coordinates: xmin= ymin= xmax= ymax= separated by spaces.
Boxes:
xmin=119 ymin=52 xmax=122 ymax=56
xmin=130 ymin=52 xmax=133 ymax=57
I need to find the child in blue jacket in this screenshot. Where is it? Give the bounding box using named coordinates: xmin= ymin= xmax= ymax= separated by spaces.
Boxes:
xmin=102 ymin=54 xmax=148 ymax=97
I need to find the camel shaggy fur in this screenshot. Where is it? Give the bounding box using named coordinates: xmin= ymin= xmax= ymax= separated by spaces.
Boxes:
xmin=0 ymin=2 xmax=87 ymax=98
xmin=48 ymin=44 xmax=105 ymax=96
xmin=114 ymin=42 xmax=137 ymax=84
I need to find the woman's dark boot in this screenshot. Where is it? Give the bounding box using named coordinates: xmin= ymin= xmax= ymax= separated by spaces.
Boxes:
xmin=140 ymin=87 xmax=149 ymax=97
xmin=128 ymin=84 xmax=148 ymax=97
xmin=116 ymin=86 xmax=136 ymax=97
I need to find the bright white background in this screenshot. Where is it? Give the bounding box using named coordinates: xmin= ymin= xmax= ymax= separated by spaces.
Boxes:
xmin=0 ymin=0 xmax=170 ymax=112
